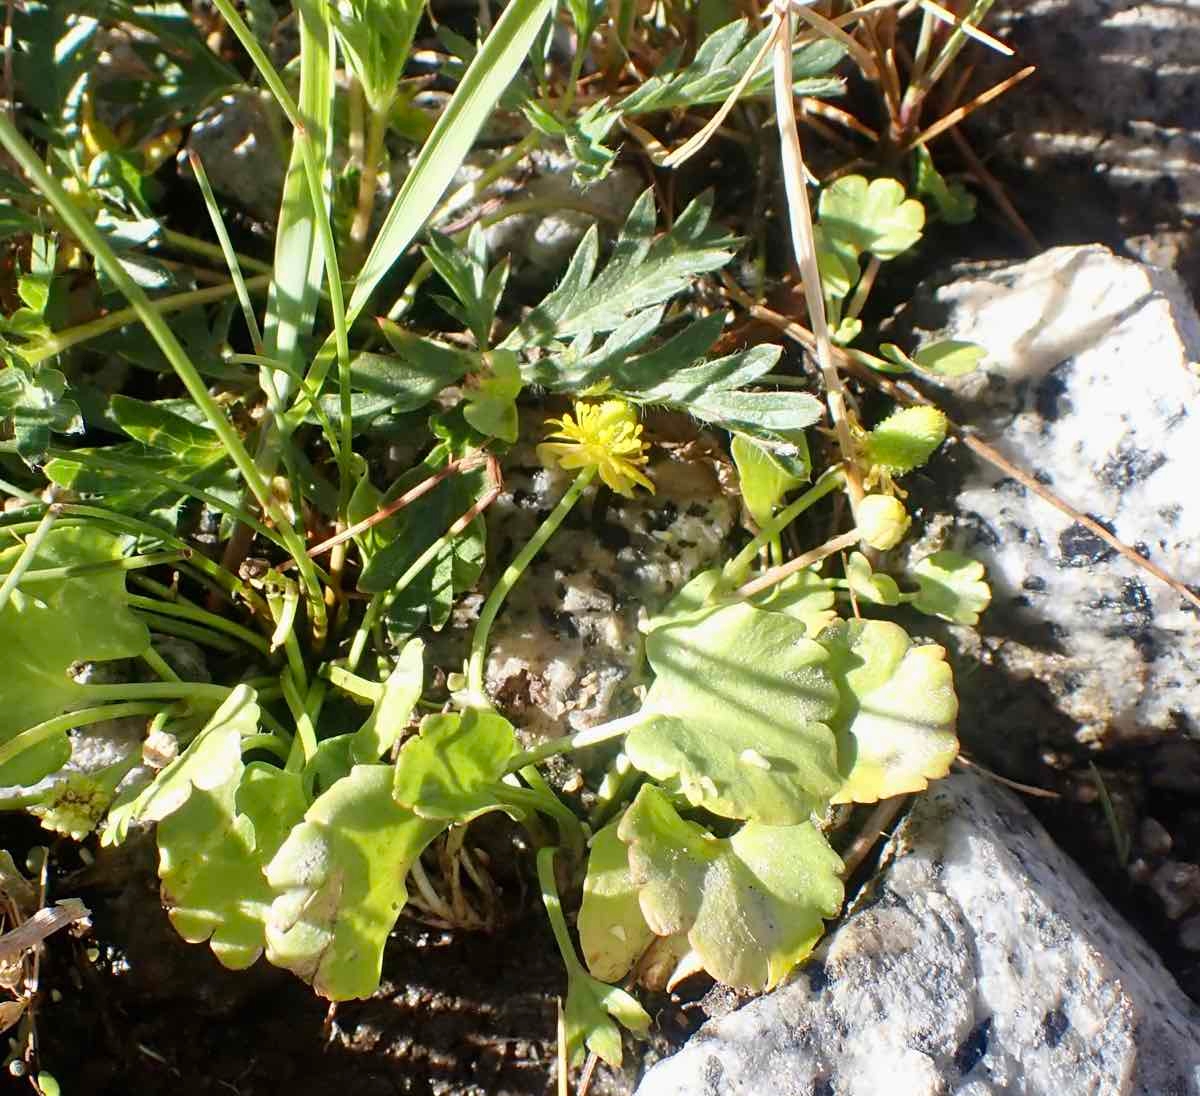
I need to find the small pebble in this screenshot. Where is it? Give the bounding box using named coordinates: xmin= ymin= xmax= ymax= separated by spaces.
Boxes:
xmin=1179 ymin=915 xmax=1200 ymax=953
xmin=1150 ymin=861 xmax=1200 ymax=920
xmin=1139 ymin=817 xmax=1173 ymax=858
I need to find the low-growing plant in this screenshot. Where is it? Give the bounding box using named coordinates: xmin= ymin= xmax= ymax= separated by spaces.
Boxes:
xmin=0 ymin=0 xmax=1006 ymax=1082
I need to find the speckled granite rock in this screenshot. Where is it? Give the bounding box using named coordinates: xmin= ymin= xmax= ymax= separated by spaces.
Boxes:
xmin=466 ymin=421 xmax=738 ymax=740
xmin=637 ymin=771 xmax=1200 ymax=1096
xmin=901 ymin=245 xmax=1200 ymax=744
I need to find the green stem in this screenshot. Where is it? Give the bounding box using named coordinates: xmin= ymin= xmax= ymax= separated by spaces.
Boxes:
xmin=505 ymin=710 xmax=649 ymax=772
xmin=128 ymin=594 xmax=271 ymax=655
xmin=141 ymin=646 xmax=181 ymax=683
xmin=241 ymin=733 xmax=291 ymax=763
xmin=723 ymin=468 xmax=845 ymax=585
xmin=347 ymin=103 xmax=389 ymax=272
xmin=282 ymin=673 xmax=323 ymax=772
xmin=163 ymin=229 xmax=272 ymax=275
xmin=0 ymin=501 xmax=59 ymax=612
xmin=0 ymin=702 xmax=167 ymax=772
xmin=19 ymin=277 xmax=270 ymax=367
xmin=134 ymin=610 xmax=241 ymax=652
xmin=76 ymin=681 xmax=230 ymax=703
xmin=0 ymin=113 xmax=327 ymax=632
xmin=535 ymin=846 xmax=584 ymax=976
xmin=15 ymin=550 xmax=187 ymax=586
xmin=467 ymin=468 xmax=595 ymax=703
xmin=321 ymin=664 xmax=384 ymax=703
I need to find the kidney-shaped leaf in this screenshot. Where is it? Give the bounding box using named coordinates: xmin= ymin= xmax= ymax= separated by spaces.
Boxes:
xmin=626 ymin=602 xmax=841 ymax=824
xmin=818 ymin=175 xmax=924 ymax=261
xmin=619 ymin=785 xmax=843 ymax=991
xmin=815 ymin=619 xmax=958 ymax=804
xmin=265 ymin=765 xmax=443 ymax=1000
xmin=392 ymin=708 xmax=517 ymax=821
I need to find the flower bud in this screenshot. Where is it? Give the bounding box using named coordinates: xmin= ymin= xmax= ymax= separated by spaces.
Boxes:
xmin=857 ymin=494 xmax=911 ymax=551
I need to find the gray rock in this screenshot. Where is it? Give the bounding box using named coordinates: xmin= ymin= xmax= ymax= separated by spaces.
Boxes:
xmin=902 ymin=245 xmax=1200 ymax=744
xmin=963 ymin=0 xmax=1200 ymax=283
xmin=185 ymin=93 xmax=288 ymax=222
xmin=637 ymin=771 xmax=1200 ymax=1096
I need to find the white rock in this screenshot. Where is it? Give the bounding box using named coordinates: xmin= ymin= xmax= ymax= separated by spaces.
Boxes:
xmin=907 ymin=246 xmax=1200 ymax=742
xmin=637 ymin=771 xmax=1200 ymax=1096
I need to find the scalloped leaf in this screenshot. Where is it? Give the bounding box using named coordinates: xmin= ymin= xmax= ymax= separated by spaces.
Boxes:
xmin=579 ymin=820 xmax=656 ymax=982
xmin=350 ymin=638 xmax=424 ymax=763
xmin=619 ymin=785 xmax=843 ymax=991
xmin=911 ymin=550 xmax=992 ymax=626
xmin=626 ymin=601 xmax=842 ymax=824
xmin=818 ymin=175 xmax=925 ymax=261
xmin=392 ymin=708 xmax=517 ymax=821
xmin=815 ymin=619 xmax=958 ymax=805
xmin=265 ymin=765 xmax=443 ymax=1000
xmin=120 ymin=687 xmax=308 ymax=968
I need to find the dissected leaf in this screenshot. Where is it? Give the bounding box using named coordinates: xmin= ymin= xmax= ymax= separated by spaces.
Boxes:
xmin=627 ymin=601 xmax=842 ymax=824
xmin=462 ymin=350 xmax=522 ymax=442
xmin=265 ymin=765 xmax=443 ymax=1000
xmin=619 ymin=785 xmax=843 ymax=991
xmin=392 ymin=708 xmax=517 ymax=821
xmin=423 ymin=224 xmax=509 ymax=345
xmin=818 ymin=175 xmax=925 ymax=261
xmin=911 ymin=550 xmax=992 ymax=626
xmin=816 ymin=619 xmax=958 ymax=804
xmin=913 ymin=145 xmax=976 ymax=225
xmin=0 ymin=364 xmax=82 ymax=461
xmin=501 ymin=190 xmax=736 ymax=349
xmin=0 ymin=526 xmax=151 ymax=785
xmin=579 ymin=820 xmax=655 ymax=982
xmin=349 ymin=638 xmax=424 ymax=763
xmin=618 ymin=21 xmax=843 ymax=114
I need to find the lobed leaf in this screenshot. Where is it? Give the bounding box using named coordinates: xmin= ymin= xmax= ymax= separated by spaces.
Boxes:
xmin=265 ymin=765 xmax=443 ymax=1000
xmin=627 ymin=600 xmax=842 ymax=824
xmin=578 ymin=820 xmax=656 ymax=982
xmin=818 ymin=175 xmax=925 ymax=261
xmin=618 ymin=785 xmax=843 ymax=991
xmin=815 ymin=619 xmax=958 ymax=804
xmin=911 ymin=550 xmax=992 ymax=626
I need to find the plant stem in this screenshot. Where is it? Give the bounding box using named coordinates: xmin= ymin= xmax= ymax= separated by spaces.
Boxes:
xmin=0 ymin=702 xmax=167 ymax=772
xmin=141 ymin=646 xmax=181 ymax=683
xmin=466 ymin=467 xmax=595 ymax=703
xmin=535 ymin=846 xmax=584 ymax=976
xmin=0 ymin=113 xmax=326 ymax=623
xmin=347 ymin=104 xmax=389 ymax=272
xmin=0 ymin=501 xmax=59 ymax=613
xmin=734 ymin=527 xmax=860 ymax=599
xmin=76 ymin=681 xmax=231 ymax=704
xmin=163 ymin=229 xmax=272 ymax=275
xmin=15 ymin=550 xmax=187 ymax=586
xmin=240 ymin=733 xmax=291 ymax=763
xmin=505 ymin=711 xmax=649 ymax=772
xmin=19 ymin=277 xmax=270 ymax=367
xmin=723 ymin=468 xmax=844 ymax=584
xmin=134 ymin=609 xmax=242 ymax=652
xmin=128 ymin=594 xmax=272 ymax=655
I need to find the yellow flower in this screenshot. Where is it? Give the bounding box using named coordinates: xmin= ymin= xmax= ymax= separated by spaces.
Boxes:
xmin=536 ymin=399 xmax=654 ymax=497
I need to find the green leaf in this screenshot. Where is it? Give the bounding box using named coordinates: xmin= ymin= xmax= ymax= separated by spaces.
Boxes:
xmin=818 ymin=175 xmax=925 ymax=261
xmin=689 ymin=389 xmax=823 ymax=446
xmin=121 ymin=687 xmax=308 ymax=968
xmin=265 ymin=764 xmax=444 ymax=1000
xmin=317 ymin=347 xmax=471 ymax=430
xmin=392 ymin=708 xmax=517 ymax=821
xmin=350 ymin=0 xmax=554 ymax=319
xmin=619 ymin=785 xmax=843 ymax=990
xmin=863 ymin=405 xmax=948 ymax=476
xmin=911 ymin=550 xmax=992 ymax=626
xmin=815 ymin=619 xmax=959 ymax=804
xmin=0 ymin=526 xmax=151 ymax=785
xmin=524 ymin=99 xmax=622 ymax=186
xmin=753 ymin=567 xmax=838 ymax=635
xmin=913 ymin=145 xmax=976 ymax=225
xmin=501 ymin=190 xmax=737 ymax=349
xmin=579 ymin=820 xmax=656 ymax=982
xmin=627 ymin=601 xmax=842 ymax=824
xmin=564 ymin=962 xmax=651 ymax=1068
xmin=462 ymin=350 xmax=522 ymax=442
xmin=110 ymin=395 xmax=224 ymax=462
xmin=618 ymin=21 xmax=844 ymax=114
xmin=330 ymin=0 xmax=422 ymax=113
xmin=912 ymin=340 xmax=985 ymax=378
xmin=844 ymin=551 xmax=900 ymax=606
xmin=349 ymin=638 xmax=424 ymax=763
xmin=731 ymin=433 xmax=810 ymax=527
xmin=0 ymin=364 xmax=81 ymax=461
xmin=424 ymin=224 xmax=510 ymax=346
